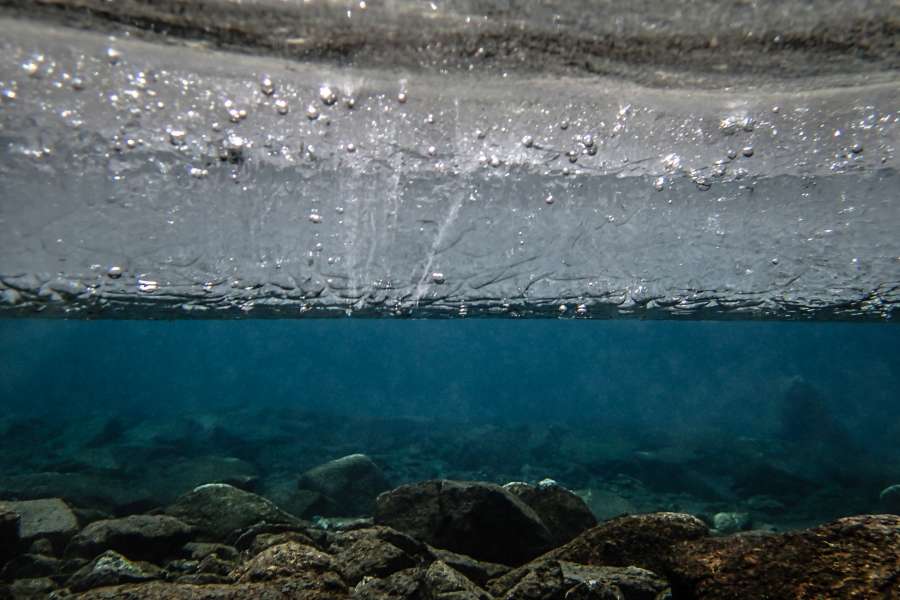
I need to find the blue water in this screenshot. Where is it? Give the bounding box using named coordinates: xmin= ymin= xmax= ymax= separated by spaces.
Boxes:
xmin=1 ymin=319 xmax=899 ymax=526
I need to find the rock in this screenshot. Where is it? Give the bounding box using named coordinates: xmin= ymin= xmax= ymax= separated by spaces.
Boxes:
xmin=66 ymin=515 xmax=194 ymax=562
xmin=546 ymin=512 xmax=709 ymax=576
xmin=374 ymin=480 xmax=553 ymax=566
xmin=0 ymin=553 xmax=65 ymax=581
xmin=26 ymin=538 xmax=54 ymax=556
xmin=164 ymin=483 xmax=304 ymax=541
xmin=712 ymin=512 xmax=751 ymax=534
xmin=351 ymin=563 xmax=492 ymax=600
xmin=182 ymin=542 xmax=239 ymax=562
xmin=0 ymin=498 xmax=78 ymax=552
xmin=423 ymin=560 xmax=492 ymax=600
xmin=298 ymin=454 xmax=391 ymax=517
xmin=0 ymin=509 xmax=20 ymax=563
xmin=330 ymin=526 xmax=431 ymax=585
xmin=879 ymin=484 xmax=900 ymax=514
xmin=231 ymin=522 xmax=326 ymax=553
xmin=429 ymin=547 xmax=510 ymax=587
xmin=489 ymin=560 xmax=668 ymax=600
xmin=229 ymin=542 xmax=346 ymax=595
xmin=67 ymin=550 xmax=161 ymax=592
xmin=74 ymin=580 xmax=346 ymax=599
xmin=504 ymin=481 xmax=597 ymax=546
xmin=2 ymin=577 xmax=59 ymax=599
xmin=665 ymin=514 xmax=900 ymax=599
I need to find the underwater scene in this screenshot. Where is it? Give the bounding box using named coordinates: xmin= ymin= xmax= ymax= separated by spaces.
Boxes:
xmin=2 ymin=0 xmax=900 ymax=598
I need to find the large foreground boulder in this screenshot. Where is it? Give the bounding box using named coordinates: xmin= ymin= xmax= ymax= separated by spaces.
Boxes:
xmin=0 ymin=498 xmax=79 ymax=552
xmin=374 ymin=480 xmax=553 ymax=566
xmin=67 ymin=550 xmax=161 ymax=593
xmin=504 ymin=481 xmax=597 ymax=546
xmin=164 ymin=483 xmax=305 ymax=541
xmin=297 ymin=454 xmax=391 ymax=517
xmin=665 ymin=514 xmax=900 ymax=599
xmin=66 ymin=515 xmax=194 ymax=562
xmin=547 ymin=512 xmax=709 ymax=576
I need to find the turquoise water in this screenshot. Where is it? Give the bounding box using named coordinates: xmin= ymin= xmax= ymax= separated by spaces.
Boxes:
xmin=0 ymin=319 xmax=898 ymax=527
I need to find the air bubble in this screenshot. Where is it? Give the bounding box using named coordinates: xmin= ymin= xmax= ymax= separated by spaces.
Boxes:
xmin=742 ymin=146 xmax=754 ymax=157
xmin=544 ymin=194 xmax=554 ymax=204
xmin=107 ymin=266 xmax=123 ymax=279
xmin=260 ymin=76 xmax=275 ymax=96
xmin=427 ymin=146 xmax=437 ymax=157
xmin=71 ymin=77 xmax=84 ymax=91
xmin=168 ymin=129 xmax=187 ymax=146
xmin=581 ymin=134 xmax=594 ymax=148
xmin=850 ymin=143 xmax=863 ymax=154
xmin=274 ymin=99 xmax=289 ymax=115
xmin=653 ymin=176 xmax=666 ymax=191
xmin=319 ymin=85 xmax=337 ymax=106
xmin=346 ymin=143 xmax=356 ymax=153
xmin=397 ymin=91 xmax=408 ymax=104
xmin=189 ymin=167 xmax=209 ymax=178
xmin=559 ymin=120 xmax=569 ymax=130
xmin=306 ymin=104 xmax=319 ymax=120
xmin=522 ymin=135 xmax=534 ymax=148
xmin=425 ymin=114 xmax=435 ymax=124
xmin=475 ymin=128 xmax=486 ymax=139
xmin=345 ymin=97 xmax=356 ymax=109
xmin=489 ymin=156 xmax=501 ymax=168
xmin=106 ymin=47 xmax=122 ymax=64
xmin=431 ymin=272 xmax=445 ymax=284
xmin=726 ymin=149 xmax=737 ymax=160
xmin=309 ymin=213 xmax=322 ymax=224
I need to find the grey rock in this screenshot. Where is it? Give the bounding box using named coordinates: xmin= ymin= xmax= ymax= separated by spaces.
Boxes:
xmin=164 ymin=483 xmax=303 ymax=541
xmin=330 ymin=526 xmax=431 ymax=585
xmin=26 ymin=538 xmax=54 ymax=556
xmin=298 ymin=454 xmax=391 ymax=517
xmin=66 ymin=514 xmax=194 ymax=562
xmin=490 ymin=560 xmax=668 ymax=600
xmin=183 ymin=542 xmax=239 ymax=562
xmin=504 ymin=481 xmax=597 ymax=546
xmin=230 ymin=541 xmax=345 ymax=590
xmin=879 ymin=484 xmax=900 ymax=514
xmin=429 ymin=547 xmax=510 ymax=587
xmin=375 ymin=480 xmax=553 ymax=566
xmin=712 ymin=512 xmax=751 ymax=534
xmin=0 ymin=553 xmax=65 ymax=581
xmin=66 ymin=550 xmax=161 ymax=592
xmin=0 ymin=499 xmax=78 ymax=551
xmin=424 ymin=560 xmax=492 ymax=600
xmin=3 ymin=576 xmax=59 ymax=599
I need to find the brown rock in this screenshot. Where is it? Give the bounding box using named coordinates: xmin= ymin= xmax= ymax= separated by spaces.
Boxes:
xmin=374 ymin=480 xmax=553 ymax=566
xmin=429 ymin=547 xmax=510 ymax=587
xmin=3 ymin=576 xmax=59 ymax=599
xmin=230 ymin=541 xmax=346 ymax=595
xmin=424 ymin=560 xmax=492 ymax=600
xmin=504 ymin=482 xmax=597 ymax=547
xmin=66 ymin=515 xmax=194 ymax=562
xmin=489 ymin=560 xmax=667 ymax=600
xmin=665 ymin=514 xmax=900 ymax=599
xmin=67 ymin=550 xmax=161 ymax=592
xmin=74 ymin=580 xmax=347 ymax=599
xmin=330 ymin=526 xmax=431 ymax=585
xmin=547 ymin=512 xmax=708 ymax=575
xmin=351 ymin=567 xmax=424 ymax=600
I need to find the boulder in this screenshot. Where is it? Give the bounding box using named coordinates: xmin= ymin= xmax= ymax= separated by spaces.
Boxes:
xmin=711 ymin=512 xmax=751 ymax=534
xmin=329 ymin=526 xmax=431 ymax=585
xmin=2 ymin=576 xmax=59 ymax=599
xmin=74 ymin=580 xmax=345 ymax=599
xmin=0 ymin=553 xmax=65 ymax=581
xmin=374 ymin=480 xmax=553 ymax=566
xmin=489 ymin=560 xmax=668 ymax=600
xmin=504 ymin=481 xmax=597 ymax=546
xmin=164 ymin=483 xmax=304 ymax=541
xmin=351 ymin=563 xmax=492 ymax=600
xmin=428 ymin=547 xmax=510 ymax=587
xmin=66 ymin=515 xmax=194 ymax=562
xmin=879 ymin=484 xmax=900 ymax=514
xmin=229 ymin=541 xmax=345 ymax=593
xmin=66 ymin=550 xmax=161 ymax=593
xmin=297 ymin=454 xmax=391 ymax=517
xmin=423 ymin=560 xmax=492 ymax=600
xmin=547 ymin=512 xmax=709 ymax=576
xmin=0 ymin=498 xmax=78 ymax=552
xmin=665 ymin=514 xmax=900 ymax=599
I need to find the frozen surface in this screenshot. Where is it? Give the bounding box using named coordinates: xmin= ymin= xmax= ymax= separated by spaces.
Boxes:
xmin=0 ymin=11 xmax=898 ymax=319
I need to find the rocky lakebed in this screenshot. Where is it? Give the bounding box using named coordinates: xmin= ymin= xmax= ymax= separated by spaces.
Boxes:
xmin=1 ymin=401 xmax=900 ymax=599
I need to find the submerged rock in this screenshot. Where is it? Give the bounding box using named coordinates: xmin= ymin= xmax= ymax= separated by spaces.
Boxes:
xmin=329 ymin=525 xmax=431 ymax=585
xmin=374 ymin=480 xmax=553 ymax=566
xmin=67 ymin=550 xmax=162 ymax=592
xmin=547 ymin=512 xmax=709 ymax=576
xmin=351 ymin=562 xmax=492 ymax=600
xmin=879 ymin=484 xmax=900 ymax=514
xmin=297 ymin=454 xmax=391 ymax=517
xmin=489 ymin=560 xmax=669 ymax=600
xmin=711 ymin=512 xmax=751 ymax=534
xmin=74 ymin=580 xmax=346 ymax=599
xmin=164 ymin=483 xmax=304 ymax=541
xmin=66 ymin=515 xmax=194 ymax=562
xmin=2 ymin=576 xmax=59 ymax=599
xmin=504 ymin=481 xmax=597 ymax=546
xmin=0 ymin=498 xmax=79 ymax=552
xmin=665 ymin=514 xmax=900 ymax=599
xmin=229 ymin=541 xmax=345 ymax=591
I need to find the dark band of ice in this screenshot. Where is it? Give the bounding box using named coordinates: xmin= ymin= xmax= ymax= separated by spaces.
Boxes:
xmin=0 ymin=6 xmax=898 ymax=319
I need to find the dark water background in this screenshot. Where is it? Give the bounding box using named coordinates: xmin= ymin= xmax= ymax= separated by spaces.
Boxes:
xmin=1 ymin=319 xmax=899 ymax=527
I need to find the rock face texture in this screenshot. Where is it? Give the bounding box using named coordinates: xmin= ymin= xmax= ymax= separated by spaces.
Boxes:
xmin=548 ymin=512 xmax=710 ymax=576
xmin=67 ymin=550 xmax=161 ymax=593
xmin=164 ymin=484 xmax=304 ymax=540
xmin=297 ymin=454 xmax=391 ymax=517
xmin=66 ymin=515 xmax=194 ymax=562
xmin=374 ymin=480 xmax=554 ymax=566
xmin=664 ymin=514 xmax=900 ymax=599
xmin=504 ymin=482 xmax=597 ymax=546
